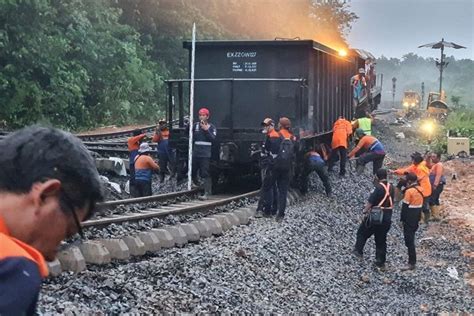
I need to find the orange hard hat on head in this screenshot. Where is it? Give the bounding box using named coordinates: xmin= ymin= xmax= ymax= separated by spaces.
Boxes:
xmin=279 ymin=117 xmax=291 ymax=129
xmin=198 ymin=108 xmax=210 ymax=116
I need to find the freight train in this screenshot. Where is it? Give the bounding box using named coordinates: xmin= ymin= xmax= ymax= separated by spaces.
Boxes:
xmin=165 ymin=39 xmax=382 ymax=189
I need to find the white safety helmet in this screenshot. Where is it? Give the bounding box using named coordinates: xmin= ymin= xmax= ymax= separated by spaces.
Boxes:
xmin=138 ymin=142 xmax=153 ymax=154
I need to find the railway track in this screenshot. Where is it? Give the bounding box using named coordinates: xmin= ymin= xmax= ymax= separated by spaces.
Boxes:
xmin=76 ymin=125 xmax=157 ymax=142
xmin=86 ymin=189 xmax=259 ymax=229
xmin=49 ymin=188 xmax=266 ymax=275
xmin=0 ymin=124 xmax=157 ymax=143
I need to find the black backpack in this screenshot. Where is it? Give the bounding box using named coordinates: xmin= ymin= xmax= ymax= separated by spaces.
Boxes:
xmin=274 ymin=133 xmax=294 ymax=171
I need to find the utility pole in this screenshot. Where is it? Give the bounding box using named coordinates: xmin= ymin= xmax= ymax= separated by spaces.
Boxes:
xmin=421 ymin=82 xmax=425 ymax=108
xmin=392 ymin=77 xmax=397 ymax=107
xmin=436 ymin=40 xmax=447 ymax=95
xmin=419 ymin=38 xmax=466 ymax=95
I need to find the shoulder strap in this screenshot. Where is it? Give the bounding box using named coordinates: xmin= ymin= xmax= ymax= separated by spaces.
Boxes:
xmin=377 ymin=182 xmax=393 ymax=208
xmin=134 ymin=154 xmax=144 ymax=164
xmin=411 ymin=186 xmax=424 ymax=199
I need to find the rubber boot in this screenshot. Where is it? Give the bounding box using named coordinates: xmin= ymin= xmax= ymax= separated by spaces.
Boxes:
xmin=199 ymin=177 xmax=212 ymax=200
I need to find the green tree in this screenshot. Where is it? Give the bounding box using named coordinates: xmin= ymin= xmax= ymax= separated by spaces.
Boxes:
xmin=0 ymin=0 xmax=166 ymax=130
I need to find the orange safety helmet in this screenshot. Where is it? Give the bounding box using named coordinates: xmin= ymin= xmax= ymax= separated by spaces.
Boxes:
xmin=279 ymin=117 xmax=291 ymax=129
xmin=198 ymin=108 xmax=210 ymax=116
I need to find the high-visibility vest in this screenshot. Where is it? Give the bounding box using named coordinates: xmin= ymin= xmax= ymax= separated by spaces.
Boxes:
xmin=358 ymin=117 xmax=372 ymax=135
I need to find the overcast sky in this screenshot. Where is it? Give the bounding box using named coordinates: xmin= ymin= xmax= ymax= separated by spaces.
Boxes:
xmin=346 ymin=0 xmax=474 ymax=60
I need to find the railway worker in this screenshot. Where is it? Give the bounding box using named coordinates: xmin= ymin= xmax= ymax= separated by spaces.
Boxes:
xmin=399 ymin=172 xmax=425 ymax=271
xmin=328 ymin=116 xmax=352 ymax=176
xmin=272 ymin=117 xmax=296 ymax=221
xmin=348 ymin=128 xmax=385 ymax=175
xmin=391 ymin=152 xmax=432 ymax=223
xmin=0 ymin=126 xmax=104 ymax=314
xmin=192 ymin=107 xmax=217 ymax=200
xmin=352 ymin=111 xmax=373 ymax=136
xmin=133 ymin=142 xmax=160 ymax=197
xmin=428 ymin=152 xmax=446 ymax=220
xmin=256 ymin=118 xmax=279 ymax=217
xmin=351 ymin=68 xmax=367 ymax=107
xmin=353 ymin=168 xmax=394 ymax=271
xmin=301 ymin=144 xmax=331 ymax=196
xmin=153 ymin=119 xmax=174 ymax=183
xmin=127 ymin=129 xmax=146 ymax=194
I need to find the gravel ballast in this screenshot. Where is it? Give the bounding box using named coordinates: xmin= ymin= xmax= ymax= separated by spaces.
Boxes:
xmin=38 ymin=171 xmax=473 ymax=313
xmin=38 ymin=117 xmax=473 ymax=313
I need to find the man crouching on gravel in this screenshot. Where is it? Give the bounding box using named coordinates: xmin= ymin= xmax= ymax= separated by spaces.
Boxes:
xmin=0 ymin=126 xmax=104 ymax=314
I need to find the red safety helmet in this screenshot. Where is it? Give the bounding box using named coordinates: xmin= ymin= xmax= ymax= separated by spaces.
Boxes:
xmin=198 ymin=108 xmax=210 ymax=116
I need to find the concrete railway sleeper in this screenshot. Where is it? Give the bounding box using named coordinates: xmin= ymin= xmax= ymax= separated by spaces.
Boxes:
xmin=48 ymin=190 xmax=302 ymax=276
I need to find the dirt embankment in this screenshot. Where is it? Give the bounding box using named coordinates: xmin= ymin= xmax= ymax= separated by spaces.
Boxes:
xmin=376 ymin=111 xmax=473 ymax=288
xmin=434 ymin=159 xmax=474 ymax=288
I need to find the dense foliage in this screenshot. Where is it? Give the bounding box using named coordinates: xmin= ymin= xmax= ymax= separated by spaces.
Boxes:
xmin=0 ymin=0 xmax=357 ymax=130
xmin=0 ymin=0 xmax=167 ymax=130
xmin=427 ymin=108 xmax=474 ymax=154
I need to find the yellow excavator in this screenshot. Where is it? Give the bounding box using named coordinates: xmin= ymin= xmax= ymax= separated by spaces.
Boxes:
xmin=426 ymin=91 xmax=448 ymax=122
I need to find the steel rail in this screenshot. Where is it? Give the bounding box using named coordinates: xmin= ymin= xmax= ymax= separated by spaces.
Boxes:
xmin=86 ymin=147 xmax=130 ymax=154
xmin=77 ymin=125 xmax=157 ymax=141
xmin=84 ymin=190 xmax=259 ymax=228
xmin=97 ymin=189 xmax=201 ymax=208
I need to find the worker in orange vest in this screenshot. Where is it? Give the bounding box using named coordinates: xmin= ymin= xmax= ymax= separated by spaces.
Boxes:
xmin=0 ymin=126 xmax=104 ymax=314
xmin=348 ymin=129 xmax=386 ymax=175
xmin=391 ymin=152 xmax=432 ymax=222
xmin=328 ymin=117 xmax=352 ymax=176
xmin=400 ymin=172 xmax=425 ymax=271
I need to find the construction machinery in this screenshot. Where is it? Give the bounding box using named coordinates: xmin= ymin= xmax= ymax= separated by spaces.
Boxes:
xmin=426 ymin=91 xmax=448 ymax=122
xmin=402 ymin=90 xmax=421 ymax=118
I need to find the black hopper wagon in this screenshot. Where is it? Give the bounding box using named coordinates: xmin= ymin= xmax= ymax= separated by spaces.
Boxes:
xmin=166 ymin=40 xmax=382 ymax=190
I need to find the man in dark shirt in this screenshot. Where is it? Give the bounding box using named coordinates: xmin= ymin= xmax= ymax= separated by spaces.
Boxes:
xmin=353 ymin=168 xmax=394 ymax=270
xmin=192 ymin=108 xmax=217 ymax=200
xmin=301 ymin=144 xmax=331 ymax=196
xmin=257 ymin=118 xmax=279 ymax=217
xmin=0 ymin=126 xmax=104 ymax=314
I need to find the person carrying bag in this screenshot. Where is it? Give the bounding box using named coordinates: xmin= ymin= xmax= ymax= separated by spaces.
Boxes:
xmin=353 ymin=168 xmax=394 ymax=270
xmin=368 ymin=181 xmax=393 ymax=226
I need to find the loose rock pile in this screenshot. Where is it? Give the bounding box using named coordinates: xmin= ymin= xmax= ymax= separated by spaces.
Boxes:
xmin=38 ymin=167 xmax=473 ymax=313
xmin=38 ymin=117 xmax=473 ymax=313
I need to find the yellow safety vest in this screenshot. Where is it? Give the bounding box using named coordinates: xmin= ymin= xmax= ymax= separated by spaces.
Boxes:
xmin=358 ymin=117 xmax=372 ymax=135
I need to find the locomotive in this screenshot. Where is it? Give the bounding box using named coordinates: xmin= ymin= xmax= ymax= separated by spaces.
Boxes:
xmin=165 ymin=39 xmax=382 ymax=188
